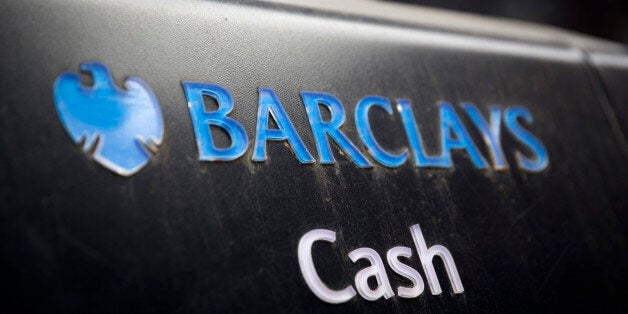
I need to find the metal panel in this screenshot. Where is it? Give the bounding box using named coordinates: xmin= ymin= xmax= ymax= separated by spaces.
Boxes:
xmin=0 ymin=0 xmax=626 ymax=312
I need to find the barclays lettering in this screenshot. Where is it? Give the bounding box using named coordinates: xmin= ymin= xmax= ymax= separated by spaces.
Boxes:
xmin=182 ymin=82 xmax=549 ymax=172
xmin=52 ymin=63 xmax=548 ymax=176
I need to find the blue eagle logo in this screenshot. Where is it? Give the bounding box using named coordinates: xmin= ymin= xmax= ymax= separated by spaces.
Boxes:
xmin=54 ymin=62 xmax=164 ymax=176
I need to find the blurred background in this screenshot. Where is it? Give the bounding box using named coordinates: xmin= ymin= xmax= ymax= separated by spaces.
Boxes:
xmin=391 ymin=0 xmax=628 ymax=44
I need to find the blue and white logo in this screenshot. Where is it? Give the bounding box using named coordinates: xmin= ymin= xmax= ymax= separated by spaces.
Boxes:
xmin=54 ymin=62 xmax=164 ymax=176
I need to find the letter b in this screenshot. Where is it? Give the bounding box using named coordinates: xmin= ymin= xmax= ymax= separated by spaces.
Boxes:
xmin=182 ymin=82 xmax=248 ymax=161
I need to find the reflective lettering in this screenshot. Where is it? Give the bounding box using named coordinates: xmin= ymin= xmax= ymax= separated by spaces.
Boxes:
xmin=349 ymin=247 xmax=395 ymax=301
xmin=397 ymin=99 xmax=444 ymax=167
xmin=504 ymin=106 xmax=549 ymax=172
xmin=253 ymin=88 xmax=314 ymax=163
xmin=462 ymin=103 xmax=508 ymax=170
xmin=410 ymin=224 xmax=464 ymax=295
xmin=182 ymin=82 xmax=248 ymax=161
xmin=355 ymin=96 xmax=408 ymax=167
xmin=438 ymin=102 xmax=488 ymax=169
xmin=386 ymin=246 xmax=425 ymax=298
xmin=300 ymin=91 xmax=372 ymax=168
xmin=298 ymin=229 xmax=357 ymax=304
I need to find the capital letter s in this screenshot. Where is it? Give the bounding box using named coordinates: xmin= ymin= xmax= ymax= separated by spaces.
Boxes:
xmin=503 ymin=106 xmax=549 ymax=172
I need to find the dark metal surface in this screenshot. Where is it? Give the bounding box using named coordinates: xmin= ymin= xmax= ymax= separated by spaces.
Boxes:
xmin=0 ymin=0 xmax=626 ymax=312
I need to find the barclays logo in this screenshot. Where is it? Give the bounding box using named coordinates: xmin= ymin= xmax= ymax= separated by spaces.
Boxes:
xmin=53 ymin=62 xmax=549 ymax=177
xmin=54 ymin=62 xmax=164 ymax=176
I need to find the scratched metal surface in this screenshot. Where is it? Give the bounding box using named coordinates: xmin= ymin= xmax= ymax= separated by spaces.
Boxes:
xmin=0 ymin=0 xmax=627 ymax=312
